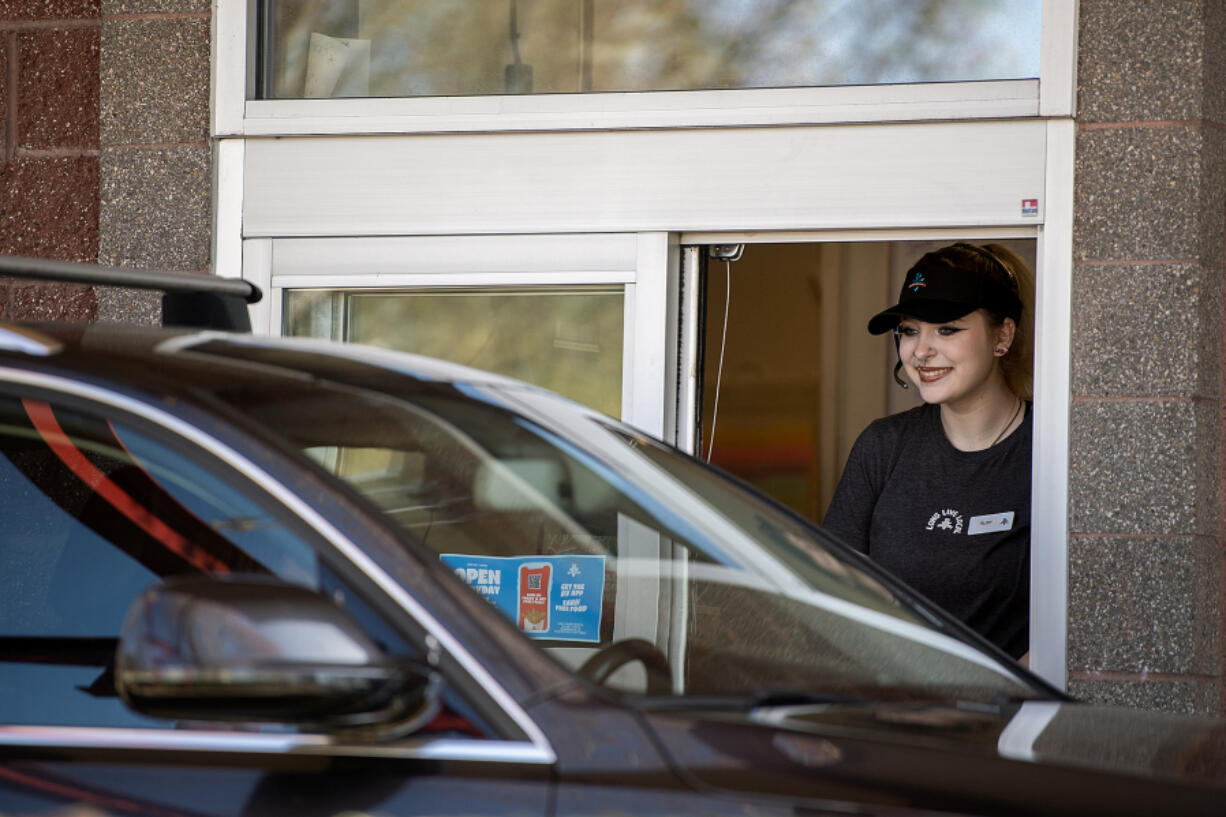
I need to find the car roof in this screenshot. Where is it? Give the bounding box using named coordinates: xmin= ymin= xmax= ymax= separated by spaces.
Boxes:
xmin=0 ymin=321 xmax=530 ymax=396
xmin=0 ymin=256 xmax=536 ymax=398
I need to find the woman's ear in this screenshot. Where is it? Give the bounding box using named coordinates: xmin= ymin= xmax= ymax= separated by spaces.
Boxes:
xmin=995 ymin=317 xmax=1017 ymax=355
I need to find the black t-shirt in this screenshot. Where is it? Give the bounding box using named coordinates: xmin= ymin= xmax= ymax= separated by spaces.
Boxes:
xmin=822 ymin=402 xmax=1031 ymax=658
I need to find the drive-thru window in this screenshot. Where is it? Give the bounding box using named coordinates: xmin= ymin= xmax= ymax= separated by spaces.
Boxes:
xmin=211 ymin=0 xmax=1076 ymax=687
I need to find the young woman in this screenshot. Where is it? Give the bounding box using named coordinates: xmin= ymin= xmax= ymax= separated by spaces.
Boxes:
xmin=822 ymin=242 xmax=1035 ymax=661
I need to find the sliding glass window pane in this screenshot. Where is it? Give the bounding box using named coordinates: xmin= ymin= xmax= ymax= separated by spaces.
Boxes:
xmin=284 ymin=288 xmax=624 ymax=418
xmin=258 ymin=1 xmax=1042 ymax=99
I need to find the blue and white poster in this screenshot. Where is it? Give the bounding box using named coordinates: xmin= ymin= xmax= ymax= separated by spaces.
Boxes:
xmin=441 ymin=553 xmax=606 ymax=643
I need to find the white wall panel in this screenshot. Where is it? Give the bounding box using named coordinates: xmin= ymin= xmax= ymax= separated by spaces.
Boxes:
xmin=243 ymin=120 xmax=1047 ymax=238
xmin=271 ymin=234 xmax=639 ymax=277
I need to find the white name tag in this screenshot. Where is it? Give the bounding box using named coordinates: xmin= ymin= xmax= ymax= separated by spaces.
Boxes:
xmin=968 ymin=511 xmax=1014 ymax=535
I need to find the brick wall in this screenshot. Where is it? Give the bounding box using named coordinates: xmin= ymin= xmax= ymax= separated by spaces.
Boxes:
xmin=0 ymin=0 xmax=101 ymax=320
xmin=97 ymin=0 xmax=210 ymax=323
xmin=0 ymin=0 xmax=212 ymax=324
xmin=1070 ymin=0 xmax=1226 ymax=715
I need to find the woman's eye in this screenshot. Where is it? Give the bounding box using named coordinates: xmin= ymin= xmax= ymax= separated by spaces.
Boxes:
xmin=897 ymin=327 xmax=918 ymax=337
xmin=938 ymin=326 xmax=964 ymax=336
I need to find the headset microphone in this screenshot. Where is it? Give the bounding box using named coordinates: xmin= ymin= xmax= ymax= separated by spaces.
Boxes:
xmin=892 ymin=330 xmax=909 ymax=389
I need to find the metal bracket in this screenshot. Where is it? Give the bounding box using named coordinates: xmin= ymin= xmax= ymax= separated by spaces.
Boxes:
xmin=708 ymin=244 xmax=744 ymax=262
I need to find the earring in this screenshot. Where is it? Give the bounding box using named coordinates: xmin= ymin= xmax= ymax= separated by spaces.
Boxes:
xmin=995 ymin=347 xmax=1008 ymax=356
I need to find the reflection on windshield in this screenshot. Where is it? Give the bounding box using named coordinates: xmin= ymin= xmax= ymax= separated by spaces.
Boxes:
xmin=0 ymin=396 xmax=313 ymax=729
xmin=0 ymin=390 xmax=482 ymax=736
xmin=217 ymin=376 xmax=1038 ymax=705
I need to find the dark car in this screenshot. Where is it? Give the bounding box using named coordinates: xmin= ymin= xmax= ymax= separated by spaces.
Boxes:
xmin=2 ymin=317 xmax=1225 ymax=817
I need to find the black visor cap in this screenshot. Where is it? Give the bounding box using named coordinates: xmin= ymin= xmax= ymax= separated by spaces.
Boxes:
xmin=867 ymin=255 xmax=1021 ymax=335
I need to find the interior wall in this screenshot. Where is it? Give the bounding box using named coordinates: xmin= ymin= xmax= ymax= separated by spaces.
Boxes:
xmin=700 ymin=242 xmax=893 ymax=523
xmin=818 ymin=242 xmax=903 ymax=513
xmin=701 ymin=244 xmax=823 ymax=518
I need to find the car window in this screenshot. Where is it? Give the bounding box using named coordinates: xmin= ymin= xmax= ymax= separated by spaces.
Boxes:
xmin=205 ymin=370 xmax=1039 ymax=705
xmin=0 ymin=392 xmax=437 ymax=731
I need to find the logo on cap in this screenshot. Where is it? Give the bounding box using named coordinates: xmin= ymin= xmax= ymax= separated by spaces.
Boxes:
xmin=907 ymin=272 xmax=927 ymax=292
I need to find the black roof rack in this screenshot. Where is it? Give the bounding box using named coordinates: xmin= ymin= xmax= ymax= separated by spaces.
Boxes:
xmin=0 ymin=255 xmax=263 ymax=333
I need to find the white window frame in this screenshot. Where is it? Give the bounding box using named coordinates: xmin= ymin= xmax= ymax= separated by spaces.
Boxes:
xmin=235 ymin=81 xmax=1040 ymax=136
xmin=244 ymin=233 xmax=672 ymax=438
xmin=211 ymin=1 xmax=1076 ymax=690
xmin=678 ymin=215 xmax=1074 ymax=690
xmin=213 ymin=2 xmax=1075 ymax=136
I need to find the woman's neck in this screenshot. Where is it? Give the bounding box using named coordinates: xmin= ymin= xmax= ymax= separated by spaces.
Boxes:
xmin=938 ymin=381 xmax=1022 ymax=452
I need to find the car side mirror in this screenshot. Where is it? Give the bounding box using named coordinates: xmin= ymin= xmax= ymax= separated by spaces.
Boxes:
xmin=115 ymin=575 xmax=439 ymax=738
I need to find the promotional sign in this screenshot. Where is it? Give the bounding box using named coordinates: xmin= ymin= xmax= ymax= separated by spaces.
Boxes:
xmin=441 ymin=553 xmax=605 ymax=642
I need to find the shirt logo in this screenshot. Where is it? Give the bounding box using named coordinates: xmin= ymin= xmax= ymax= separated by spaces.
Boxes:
xmin=908 ymin=272 xmax=927 ymax=292
xmin=925 ymin=508 xmax=964 ymax=534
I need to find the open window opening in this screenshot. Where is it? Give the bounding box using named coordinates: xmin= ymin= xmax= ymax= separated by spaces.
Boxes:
xmin=694 ymin=239 xmax=1037 ymax=526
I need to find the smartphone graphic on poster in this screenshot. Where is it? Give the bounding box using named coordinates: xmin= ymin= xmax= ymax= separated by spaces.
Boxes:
xmin=518 ymin=561 xmax=551 ymax=633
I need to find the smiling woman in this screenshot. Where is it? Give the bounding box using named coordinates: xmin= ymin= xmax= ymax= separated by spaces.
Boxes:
xmin=821 ymin=243 xmax=1035 ymax=661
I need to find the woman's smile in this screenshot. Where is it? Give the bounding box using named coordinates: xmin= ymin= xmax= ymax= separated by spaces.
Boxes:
xmin=916 ymin=365 xmax=952 ymax=383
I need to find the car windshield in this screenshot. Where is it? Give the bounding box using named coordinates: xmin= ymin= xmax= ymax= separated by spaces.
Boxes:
xmin=206 ymin=348 xmax=1040 ymax=707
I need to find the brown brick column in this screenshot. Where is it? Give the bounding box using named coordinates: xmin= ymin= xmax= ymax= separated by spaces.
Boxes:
xmin=0 ymin=0 xmax=101 ymax=321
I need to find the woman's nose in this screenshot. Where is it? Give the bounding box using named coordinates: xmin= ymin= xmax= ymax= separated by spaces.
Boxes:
xmin=913 ymin=333 xmax=935 ymax=359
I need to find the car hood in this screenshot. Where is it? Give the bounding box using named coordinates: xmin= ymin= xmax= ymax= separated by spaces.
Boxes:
xmin=641 ymin=700 xmax=1226 ymax=816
